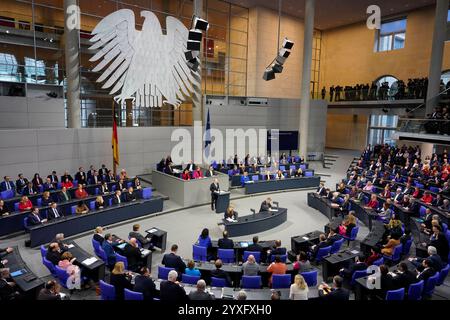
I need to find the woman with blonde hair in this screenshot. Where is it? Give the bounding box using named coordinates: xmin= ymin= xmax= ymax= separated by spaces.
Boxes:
xmin=110 ymin=261 xmax=133 ymax=300
xmin=338 ymin=211 xmax=357 ymax=236
xmin=41 ymin=191 xmax=52 ymax=207
xmin=95 ymin=196 xmax=105 ymax=210
xmin=58 ymin=251 xmax=82 ymax=291
xmin=289 ymin=274 xmax=309 ymax=300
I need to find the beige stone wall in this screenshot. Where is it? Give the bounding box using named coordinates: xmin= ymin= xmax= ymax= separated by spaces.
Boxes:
xmin=320 ymin=5 xmax=450 ymax=89
xmin=325 ymin=114 xmax=368 ymax=150
xmin=247 ymin=7 xmax=304 ymax=98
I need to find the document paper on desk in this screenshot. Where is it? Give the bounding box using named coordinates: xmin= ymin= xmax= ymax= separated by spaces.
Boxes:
xmin=302 ymin=236 xmax=309 ymax=240
xmin=148 ymin=228 xmax=158 ymax=233
xmin=82 ymin=257 xmax=98 ymax=266
xmin=66 ymin=244 xmax=75 ymax=249
xmin=350 ymin=250 xmax=359 ymax=254
xmin=269 ymin=208 xmax=278 ymax=212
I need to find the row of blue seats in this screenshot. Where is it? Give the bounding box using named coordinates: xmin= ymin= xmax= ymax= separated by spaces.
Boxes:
xmin=352 ymin=265 xmax=449 ymax=300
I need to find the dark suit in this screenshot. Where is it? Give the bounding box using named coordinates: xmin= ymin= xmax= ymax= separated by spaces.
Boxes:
xmin=0 ymin=279 xmax=18 ymax=300
xmin=60 ymin=174 xmax=73 ymax=182
xmin=417 ymin=267 xmax=436 ymax=282
xmin=247 ymin=243 xmax=263 ymax=253
xmin=0 ymin=181 xmax=15 ymax=192
xmin=189 ymin=290 xmax=214 ymax=300
xmin=45 ymin=250 xmax=62 ymax=265
xmin=218 ymin=238 xmax=234 ymax=249
xmin=319 ymin=287 xmax=350 ymax=300
xmin=124 ymin=191 xmax=136 ymax=202
xmin=100 ymin=185 xmax=110 ymax=194
xmin=205 ymin=170 xmax=215 ymax=177
xmin=185 ymin=163 xmax=196 ymax=172
xmin=393 ymin=270 xmax=417 ymax=289
xmin=47 ymin=174 xmax=59 ymax=185
xmin=93 ymin=234 xmax=104 ymax=244
xmin=160 ymin=280 xmax=188 ymax=302
xmin=129 ymin=231 xmax=153 ymax=249
xmin=259 ymin=201 xmax=272 ymax=212
xmin=47 ymin=207 xmax=62 ymax=220
xmin=116 ymin=182 xmax=126 ymax=191
xmin=15 ymin=178 xmax=28 ymax=194
xmin=22 ymin=186 xmax=36 ymax=196
xmin=27 ymin=213 xmax=42 ymax=226
xmin=43 ymin=182 xmax=55 ymax=191
xmin=110 ymin=273 xmax=133 ymax=300
xmin=58 ymin=191 xmax=71 ymax=202
xmin=430 ymin=233 xmax=449 ymax=262
xmin=112 ymin=195 xmax=122 ymax=205
xmin=123 ymin=244 xmax=142 ymax=272
xmin=210 ymin=268 xmax=232 ymax=286
xmin=75 ymin=172 xmax=87 ymax=185
xmin=37 ymin=288 xmax=61 ymax=300
xmin=134 ymin=275 xmax=156 ymax=300
xmin=210 ymin=182 xmax=220 ymax=210
xmin=89 ymin=176 xmax=101 ymax=185
xmin=161 ymin=253 xmax=186 ymax=274
xmin=317 ymin=186 xmax=327 ymax=196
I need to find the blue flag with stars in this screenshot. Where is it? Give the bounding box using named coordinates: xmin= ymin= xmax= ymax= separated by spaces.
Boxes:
xmin=204 ymin=108 xmax=211 ymax=158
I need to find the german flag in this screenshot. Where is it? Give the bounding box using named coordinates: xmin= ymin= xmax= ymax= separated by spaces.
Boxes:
xmin=112 ymin=103 xmax=119 ymax=166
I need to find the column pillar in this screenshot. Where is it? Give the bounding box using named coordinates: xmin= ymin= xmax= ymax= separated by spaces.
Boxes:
xmin=64 ymin=0 xmax=81 ymax=128
xmin=192 ymin=0 xmax=204 ymax=124
xmin=425 ymin=0 xmax=449 ymax=114
xmin=299 ymin=0 xmax=315 ymax=159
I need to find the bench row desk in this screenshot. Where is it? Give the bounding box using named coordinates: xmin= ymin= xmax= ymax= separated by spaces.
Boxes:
xmin=223 ymin=208 xmax=288 ymax=237
xmin=244 ymin=176 xmax=320 ymax=194
xmin=0 ymin=186 xmax=150 ymax=237
xmin=29 ymin=197 xmax=164 ymax=247
xmin=4 ymin=245 xmax=44 ymax=299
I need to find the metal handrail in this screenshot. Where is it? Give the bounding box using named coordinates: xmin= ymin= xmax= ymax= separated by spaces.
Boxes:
xmin=406 ymin=87 xmax=450 ymax=114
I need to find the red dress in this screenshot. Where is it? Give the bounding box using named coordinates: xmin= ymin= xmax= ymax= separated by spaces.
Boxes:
xmin=75 ymin=189 xmax=88 ymax=199
xmin=19 ymin=200 xmax=33 ymax=211
xmin=182 ymin=173 xmax=191 ymax=180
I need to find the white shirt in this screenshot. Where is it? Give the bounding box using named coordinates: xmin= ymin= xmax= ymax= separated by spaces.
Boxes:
xmin=289 ymin=284 xmax=308 ymax=300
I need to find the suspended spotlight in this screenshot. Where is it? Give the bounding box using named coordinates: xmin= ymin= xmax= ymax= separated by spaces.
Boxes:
xmin=189 ymin=29 xmax=202 ymax=41
xmin=271 ymin=62 xmax=283 ymax=74
xmin=278 ymin=48 xmax=291 ymax=58
xmin=192 ymin=16 xmax=209 ymax=31
xmin=282 ymin=37 xmax=294 ymax=49
xmin=262 ymin=67 xmax=275 ymax=81
xmin=187 ymin=57 xmax=200 ymax=72
xmin=275 ymin=55 xmax=287 ymax=65
xmin=184 ymin=50 xmax=199 ymax=61
xmin=187 ymin=40 xmax=201 ymax=51
xmin=185 ymin=16 xmax=209 ymax=71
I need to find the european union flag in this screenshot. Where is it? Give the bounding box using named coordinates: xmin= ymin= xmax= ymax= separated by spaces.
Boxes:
xmin=204 ymin=108 xmax=211 ymax=158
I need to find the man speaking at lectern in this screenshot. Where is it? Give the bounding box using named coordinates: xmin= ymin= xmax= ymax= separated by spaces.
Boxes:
xmin=210 ymin=178 xmax=220 ymax=211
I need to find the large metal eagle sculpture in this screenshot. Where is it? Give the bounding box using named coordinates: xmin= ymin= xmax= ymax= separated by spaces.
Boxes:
xmin=89 ymin=9 xmax=199 ymax=108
